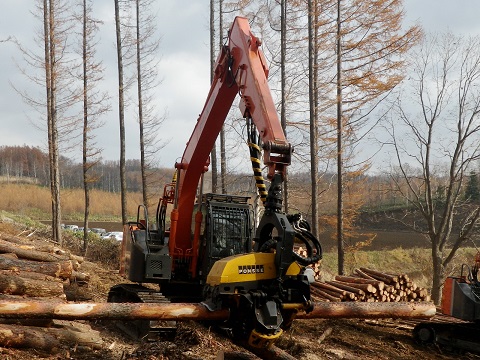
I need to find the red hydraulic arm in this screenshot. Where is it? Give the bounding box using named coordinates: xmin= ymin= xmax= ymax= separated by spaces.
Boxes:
xmin=168 ymin=17 xmax=292 ymax=277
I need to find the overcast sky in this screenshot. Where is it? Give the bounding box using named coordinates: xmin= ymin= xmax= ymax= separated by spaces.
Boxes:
xmin=0 ymin=0 xmax=479 ymax=169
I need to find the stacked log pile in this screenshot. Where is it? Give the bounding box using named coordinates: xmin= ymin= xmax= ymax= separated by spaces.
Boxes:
xmin=309 ymin=267 xmax=430 ymax=303
xmin=296 ymin=246 xmax=322 ymax=279
xmin=0 ymin=232 xmax=103 ymax=353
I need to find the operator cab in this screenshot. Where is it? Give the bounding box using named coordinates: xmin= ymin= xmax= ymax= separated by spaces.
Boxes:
xmin=197 ymin=193 xmax=254 ymax=280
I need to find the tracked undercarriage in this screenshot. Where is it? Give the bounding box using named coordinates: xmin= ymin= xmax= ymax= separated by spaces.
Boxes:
xmin=108 ymin=284 xmax=177 ymax=340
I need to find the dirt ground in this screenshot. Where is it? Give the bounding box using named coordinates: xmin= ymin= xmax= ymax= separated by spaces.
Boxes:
xmin=3 ymin=312 xmax=479 ymax=359
xmin=0 ymin=222 xmax=479 ymax=360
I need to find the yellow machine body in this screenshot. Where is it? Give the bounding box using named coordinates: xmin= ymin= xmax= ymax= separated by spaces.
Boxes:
xmin=206 ymin=252 xmax=302 ymax=286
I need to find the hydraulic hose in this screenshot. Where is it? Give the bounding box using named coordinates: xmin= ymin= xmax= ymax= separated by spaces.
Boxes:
xmin=287 ymin=213 xmax=323 ymax=266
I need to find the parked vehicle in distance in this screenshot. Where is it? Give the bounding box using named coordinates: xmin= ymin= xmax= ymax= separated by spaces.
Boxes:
xmin=102 ymin=231 xmax=123 ymax=241
xmin=91 ymin=228 xmax=106 ymax=235
xmin=63 ymin=224 xmax=79 ymax=231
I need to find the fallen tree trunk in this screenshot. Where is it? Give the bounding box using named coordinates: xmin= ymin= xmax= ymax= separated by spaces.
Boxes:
xmin=0 ymin=235 xmax=84 ymax=263
xmin=0 ymin=300 xmax=435 ymax=321
xmin=0 ymin=269 xmax=62 ymax=283
xmin=0 ymin=301 xmax=230 ymax=321
xmin=0 ymin=322 xmax=103 ymax=353
xmin=0 ymin=255 xmax=73 ymax=279
xmin=0 ymin=239 xmax=68 ymax=262
xmin=0 ymin=273 xmax=65 ymax=298
xmin=296 ymin=301 xmax=436 ymax=319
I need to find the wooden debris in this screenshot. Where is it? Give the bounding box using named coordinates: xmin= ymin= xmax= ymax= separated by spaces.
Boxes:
xmin=317 ymin=327 xmax=333 ymax=344
xmin=0 ymin=231 xmax=92 ymax=353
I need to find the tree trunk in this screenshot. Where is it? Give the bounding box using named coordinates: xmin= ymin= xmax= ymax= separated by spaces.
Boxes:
xmin=209 ymin=0 xmax=217 ymax=193
xmin=81 ymin=0 xmax=89 ymax=254
xmin=308 ymin=0 xmax=319 ymax=238
xmin=0 ymin=323 xmax=103 ymax=353
xmin=336 ymin=0 xmax=344 ymax=275
xmin=0 ymin=300 xmax=435 ymax=321
xmin=136 ymin=0 xmax=148 ymax=207
xmin=296 ymin=301 xmax=436 ymax=319
xmin=0 ymin=239 xmax=68 ymax=262
xmin=43 ymin=0 xmax=54 ymax=243
xmin=0 ymin=301 xmax=230 ymax=321
xmin=0 ymin=256 xmax=73 ymax=279
xmin=49 ymin=0 xmax=62 ymax=246
xmin=114 ymin=0 xmax=127 ymax=225
xmin=0 ymin=273 xmax=65 ymax=298
xmin=431 ymin=246 xmax=443 ymax=304
xmin=219 ymin=0 xmax=226 ymax=194
xmin=281 ymin=0 xmax=289 ymax=212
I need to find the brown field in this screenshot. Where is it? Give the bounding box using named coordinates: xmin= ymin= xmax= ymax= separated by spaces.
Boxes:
xmin=0 ymin=183 xmax=145 ymax=220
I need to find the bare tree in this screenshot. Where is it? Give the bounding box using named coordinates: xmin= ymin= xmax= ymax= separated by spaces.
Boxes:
xmin=386 ymin=33 xmax=480 ymax=304
xmin=114 ymin=0 xmax=128 ymax=225
xmin=77 ymin=0 xmax=109 ymax=252
xmin=13 ymin=0 xmax=78 ymax=244
xmin=308 ymin=0 xmax=319 ymax=237
xmin=210 ymin=0 xmax=218 ymax=193
xmin=132 ymin=0 xmax=167 ymax=208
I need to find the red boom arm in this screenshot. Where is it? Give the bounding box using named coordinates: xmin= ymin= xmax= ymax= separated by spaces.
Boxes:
xmin=168 ymin=17 xmax=291 ymax=276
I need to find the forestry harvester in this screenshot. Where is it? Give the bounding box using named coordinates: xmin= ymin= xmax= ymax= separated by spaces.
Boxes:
xmin=109 ymin=16 xmax=322 ymax=348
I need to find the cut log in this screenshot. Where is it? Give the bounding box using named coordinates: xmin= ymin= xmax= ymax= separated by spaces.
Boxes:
xmin=0 ymin=322 xmax=103 ymax=353
xmin=311 ymin=281 xmax=346 ymax=296
xmin=335 ymin=275 xmax=385 ymax=291
xmin=0 ymin=273 xmax=65 ymax=298
xmin=0 ymin=318 xmax=54 ymax=327
xmin=326 ymin=281 xmax=365 ymax=296
xmin=1 ymin=253 xmax=18 ymax=260
xmin=0 ymin=269 xmax=62 ymax=283
xmin=0 ymin=300 xmax=436 ymax=321
xmin=354 ymin=268 xmax=376 ymax=280
xmin=0 ymin=235 xmax=83 ymax=263
xmin=0 ymin=235 xmax=57 ymax=254
xmin=311 ymin=287 xmax=341 ymax=302
xmin=359 ymin=268 xmax=398 ymax=284
xmin=334 ymin=280 xmax=377 ymax=294
xmin=297 ymin=301 xmax=436 ymax=319
xmin=0 ymin=301 xmax=230 ymax=321
xmin=0 ymin=255 xmax=73 ymax=279
xmin=0 ymin=239 xmax=68 ymax=262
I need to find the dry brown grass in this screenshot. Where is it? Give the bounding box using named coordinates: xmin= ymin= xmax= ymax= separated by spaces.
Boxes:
xmin=0 ymin=183 xmax=146 ymax=220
